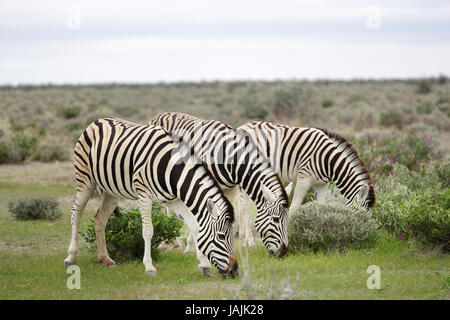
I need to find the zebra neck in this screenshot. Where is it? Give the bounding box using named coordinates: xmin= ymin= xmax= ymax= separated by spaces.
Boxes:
xmin=332 ymin=155 xmax=369 ymax=202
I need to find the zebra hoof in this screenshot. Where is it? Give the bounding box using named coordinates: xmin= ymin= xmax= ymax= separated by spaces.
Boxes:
xmin=145 ymin=269 xmax=157 ymax=276
xmin=64 ymin=259 xmax=75 ymax=268
xmin=199 ymin=267 xmax=211 ymax=276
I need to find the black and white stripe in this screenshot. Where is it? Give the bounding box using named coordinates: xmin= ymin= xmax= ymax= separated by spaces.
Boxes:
xmin=149 ymin=112 xmax=290 ymax=256
xmin=238 ymin=121 xmax=376 ymax=211
xmin=65 ymin=118 xmax=238 ymax=277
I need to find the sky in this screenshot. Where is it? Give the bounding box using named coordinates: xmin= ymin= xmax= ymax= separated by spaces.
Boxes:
xmin=1 ymin=0 xmax=450 ymax=84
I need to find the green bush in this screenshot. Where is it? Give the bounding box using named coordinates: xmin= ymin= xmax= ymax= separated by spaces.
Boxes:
xmin=379 ymin=110 xmax=403 ymax=128
xmin=272 ymin=88 xmax=298 ymax=118
xmin=81 ymin=204 xmax=183 ymax=262
xmin=433 ymin=163 xmax=450 ymax=188
xmin=0 ymin=133 xmax=40 ymax=164
xmin=8 ymin=197 xmax=62 ymax=220
xmin=416 ymin=102 xmax=433 ymax=115
xmin=371 ymin=164 xmax=449 ymax=251
xmin=0 ymin=140 xmax=11 ymax=164
xmin=58 ymin=106 xmax=81 ymax=119
xmin=32 ymin=140 xmax=69 ymax=162
xmin=416 ymin=80 xmax=432 ymax=94
xmin=288 ymin=201 xmax=379 ymax=253
xmin=239 ymin=86 xmax=268 ymax=120
xmin=321 ymin=99 xmax=333 ymax=108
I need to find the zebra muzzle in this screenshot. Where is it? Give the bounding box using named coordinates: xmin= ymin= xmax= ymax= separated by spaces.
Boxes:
xmin=222 ymin=256 xmax=239 ymax=278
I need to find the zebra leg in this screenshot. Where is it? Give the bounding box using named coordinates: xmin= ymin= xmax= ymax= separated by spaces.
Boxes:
xmin=139 ymin=196 xmax=157 ymax=276
xmin=314 ymin=183 xmax=329 ymax=203
xmin=288 ymin=177 xmax=312 ymax=214
xmin=182 ymin=206 xmax=211 ymax=275
xmin=237 ymin=189 xmax=256 ymax=247
xmin=64 ymin=187 xmax=94 ymax=267
xmin=184 ymin=231 xmax=196 ymax=254
xmin=94 ymin=193 xmax=118 ymax=266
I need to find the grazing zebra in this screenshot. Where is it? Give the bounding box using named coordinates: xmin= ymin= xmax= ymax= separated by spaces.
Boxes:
xmin=148 ymin=112 xmax=290 ymax=256
xmin=235 ymin=121 xmax=376 ymax=245
xmin=64 ymin=118 xmax=238 ymax=277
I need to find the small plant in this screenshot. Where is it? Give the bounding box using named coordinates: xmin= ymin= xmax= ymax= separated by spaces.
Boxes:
xmin=288 ymin=201 xmax=379 ymax=253
xmin=379 ymin=110 xmax=403 ymax=128
xmin=416 ymin=80 xmax=432 ymax=94
xmin=0 ymin=133 xmax=40 ymax=164
xmin=32 ymin=141 xmax=69 ymax=162
xmin=57 ymin=106 xmax=81 ymax=119
xmin=81 ymin=204 xmax=183 ymax=262
xmin=416 ymin=102 xmax=433 ymax=115
xmin=239 ymin=85 xmax=268 ymax=120
xmin=321 ymin=99 xmax=333 ymax=108
xmin=437 ymin=74 xmax=447 ymax=84
xmin=272 ymin=88 xmax=299 ymax=118
xmin=8 ymin=197 xmax=62 ymax=220
xmin=433 ymin=162 xmax=450 ymax=188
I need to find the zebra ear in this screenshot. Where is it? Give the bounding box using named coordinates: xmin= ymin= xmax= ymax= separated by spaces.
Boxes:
xmin=207 ymin=199 xmax=220 ymax=219
xmin=261 ymin=183 xmax=277 ymax=203
xmin=358 ymin=184 xmax=369 ymax=200
xmin=285 ymin=182 xmax=294 ymax=196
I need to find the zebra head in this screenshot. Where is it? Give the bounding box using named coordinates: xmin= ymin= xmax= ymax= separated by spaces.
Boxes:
xmin=254 ymin=183 xmax=289 ymax=258
xmin=197 ymin=198 xmax=238 ymax=278
xmin=346 ymin=182 xmax=376 ymax=211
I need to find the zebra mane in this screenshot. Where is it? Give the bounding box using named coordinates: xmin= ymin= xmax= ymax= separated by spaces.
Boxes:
xmin=318 ymin=128 xmax=376 ymax=208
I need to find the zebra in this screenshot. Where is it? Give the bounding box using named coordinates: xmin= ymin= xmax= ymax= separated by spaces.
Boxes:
xmin=235 ymin=121 xmax=376 ymax=246
xmin=63 ymin=118 xmax=238 ymax=277
xmin=148 ymin=112 xmax=290 ymax=257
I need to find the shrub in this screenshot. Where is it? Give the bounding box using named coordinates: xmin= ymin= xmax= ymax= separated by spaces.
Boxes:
xmin=416 ymin=102 xmax=433 ymax=115
xmin=354 ymin=131 xmax=436 ymax=178
xmin=32 ymin=141 xmax=69 ymax=162
xmin=272 ymin=88 xmax=299 ymax=118
xmin=0 ymin=133 xmax=40 ymax=164
xmin=371 ymin=164 xmax=449 ymax=251
xmin=433 ymin=163 xmax=450 ymax=188
xmin=0 ymin=140 xmax=11 ymax=164
xmin=288 ymin=201 xmax=379 ymax=253
xmin=379 ymin=110 xmax=403 ymax=128
xmin=437 ymin=74 xmax=447 ymax=84
xmin=321 ymin=99 xmax=333 ymax=108
xmin=416 ymin=80 xmax=432 ymax=94
xmin=58 ymin=106 xmax=81 ymax=119
xmin=239 ymin=85 xmax=268 ymax=120
xmin=8 ymin=197 xmax=62 ymax=220
xmin=11 ymin=134 xmax=39 ymax=160
xmin=81 ymin=204 xmax=183 ymax=262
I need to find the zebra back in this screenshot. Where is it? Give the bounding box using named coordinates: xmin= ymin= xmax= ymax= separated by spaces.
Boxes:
xmin=149 ymin=113 xmax=289 ymax=209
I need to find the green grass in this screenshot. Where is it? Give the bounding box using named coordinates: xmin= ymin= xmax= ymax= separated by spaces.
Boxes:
xmin=0 ymin=162 xmax=449 ymax=299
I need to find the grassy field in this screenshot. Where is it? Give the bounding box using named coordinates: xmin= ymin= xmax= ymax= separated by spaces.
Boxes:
xmin=0 ymin=161 xmax=449 ymax=300
xmin=0 ymin=80 xmax=449 ymax=299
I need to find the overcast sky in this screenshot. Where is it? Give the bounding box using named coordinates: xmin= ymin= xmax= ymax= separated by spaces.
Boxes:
xmin=1 ymin=0 xmax=449 ymax=84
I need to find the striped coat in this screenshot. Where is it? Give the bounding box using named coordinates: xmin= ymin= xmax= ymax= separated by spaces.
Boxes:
xmin=65 ymin=118 xmax=238 ymax=277
xmin=149 ymin=112 xmax=290 ymax=256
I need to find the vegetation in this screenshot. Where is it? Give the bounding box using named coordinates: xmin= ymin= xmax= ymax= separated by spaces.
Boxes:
xmin=288 ymin=200 xmax=379 ymax=253
xmin=370 ymin=164 xmax=450 ymax=251
xmin=0 ymin=78 xmax=449 ymax=299
xmin=81 ymin=205 xmax=183 ymax=262
xmin=8 ymin=196 xmax=62 ymax=220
